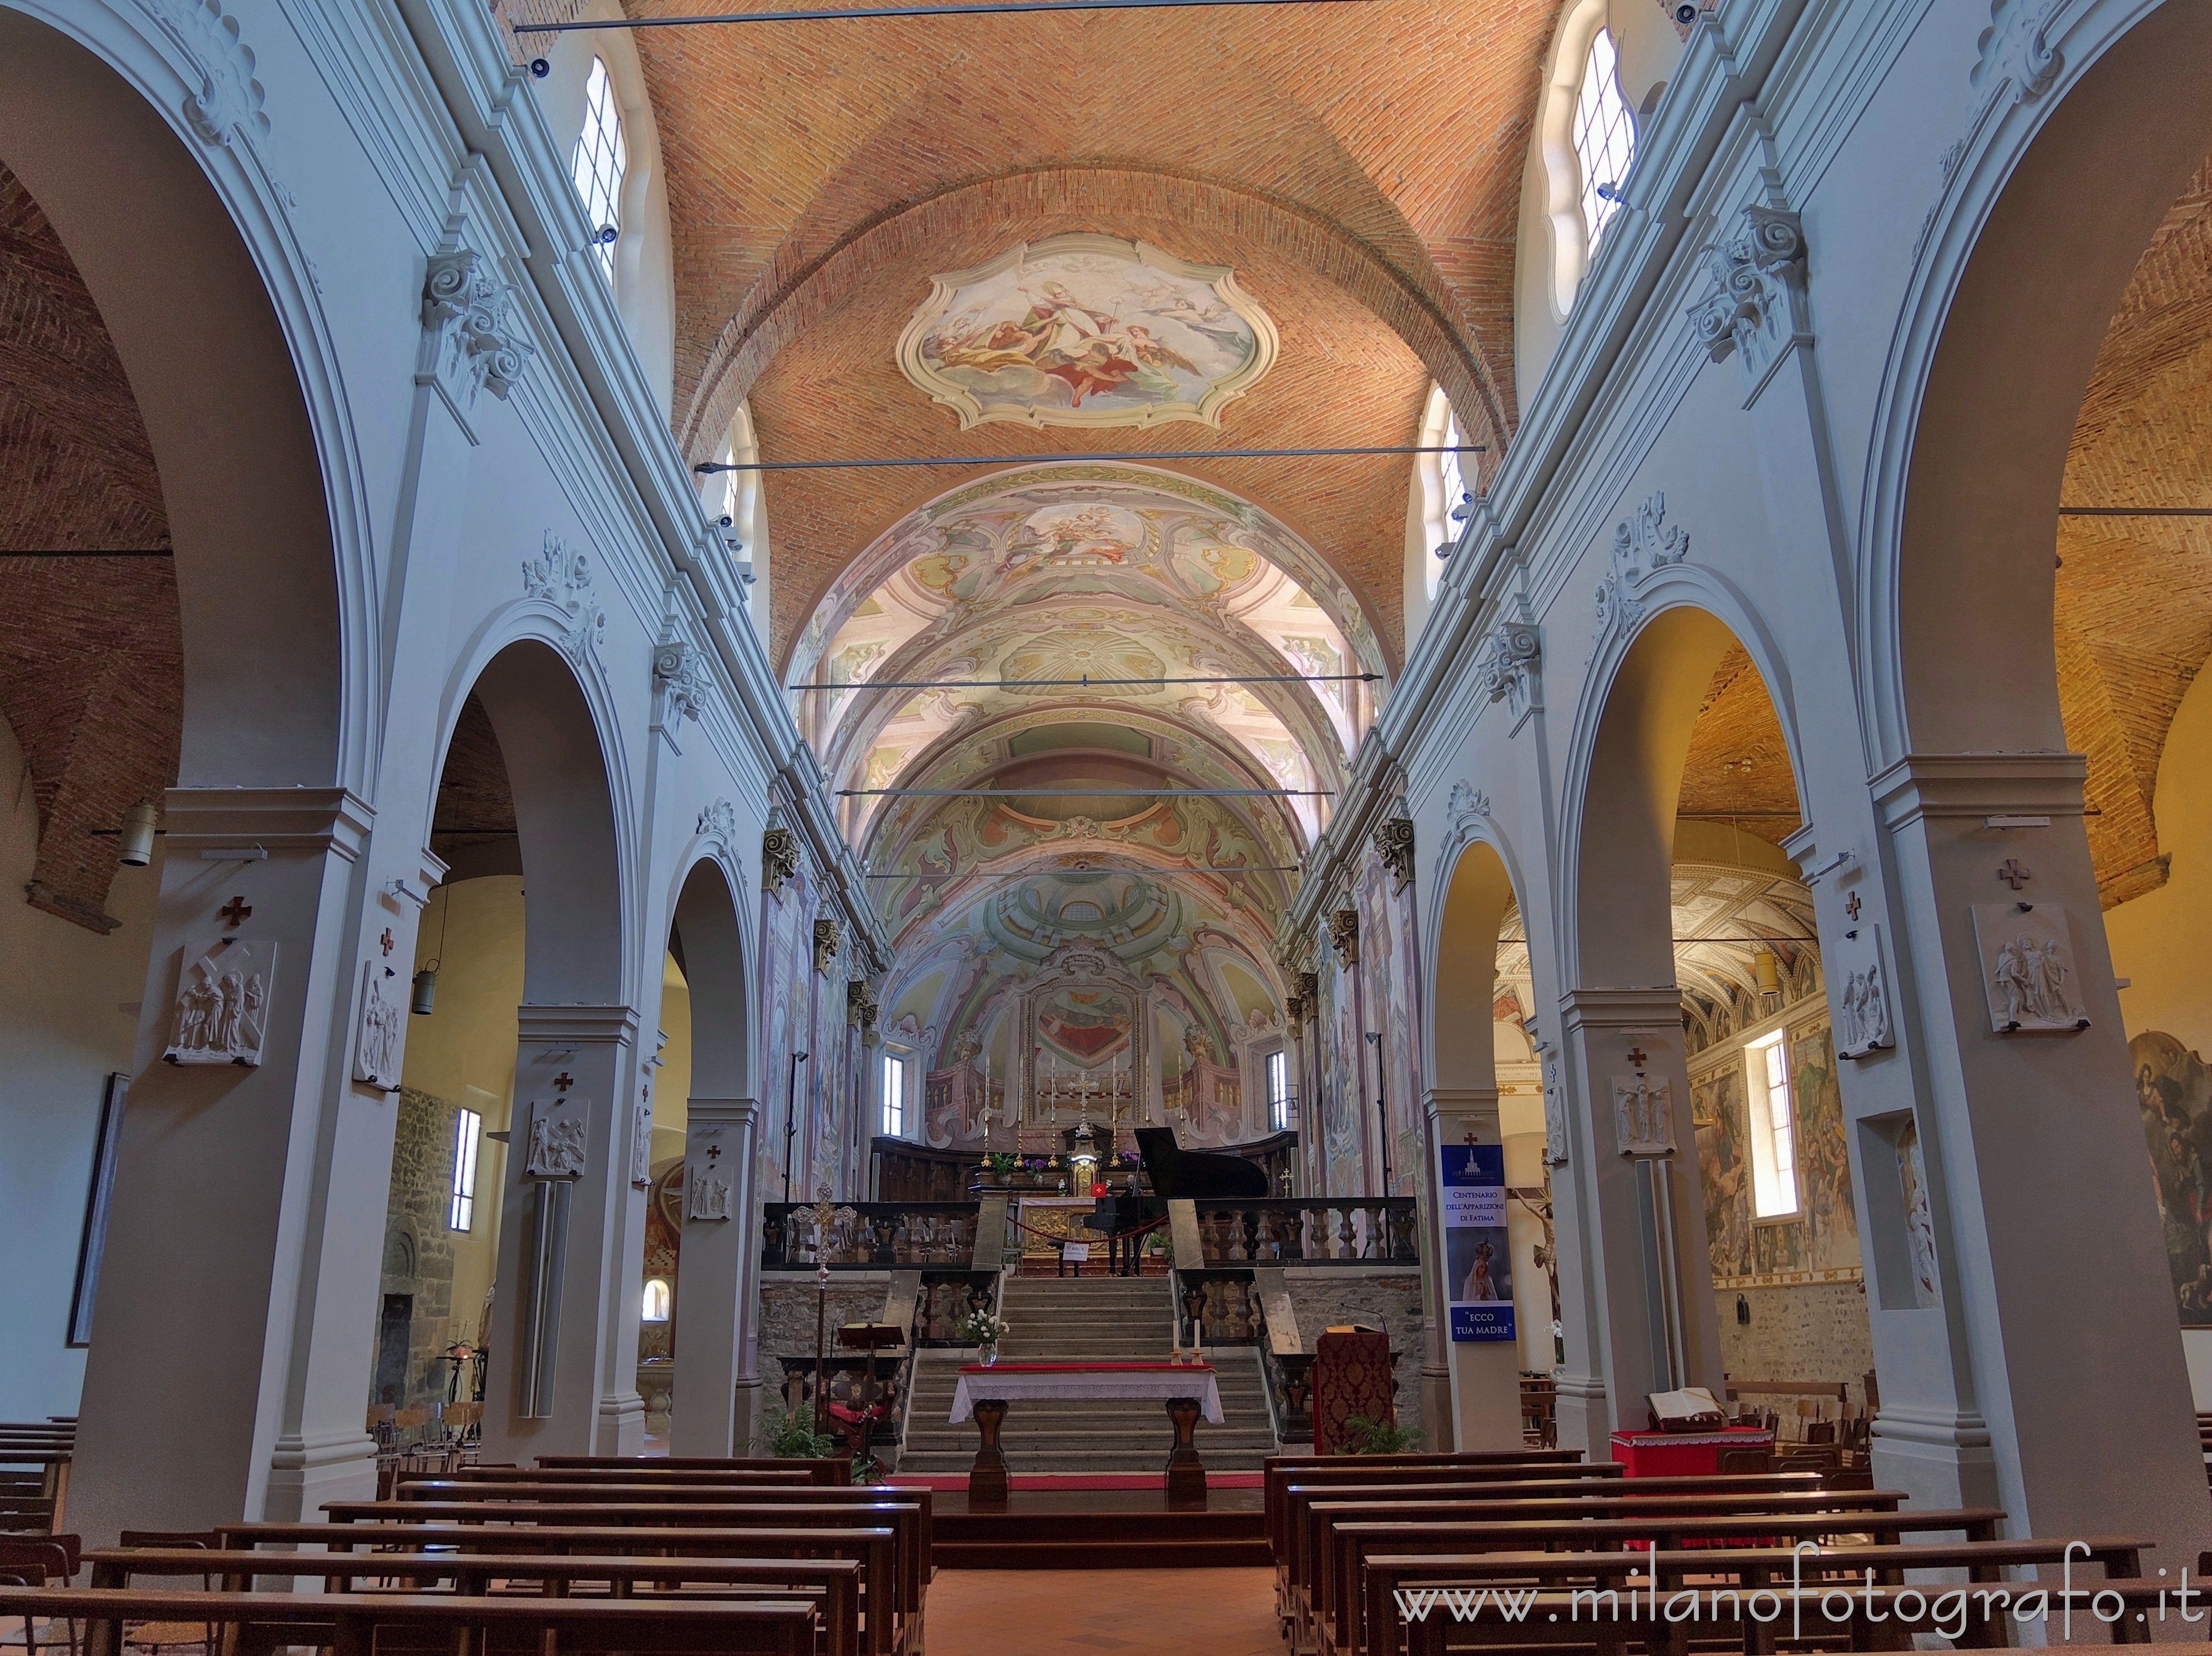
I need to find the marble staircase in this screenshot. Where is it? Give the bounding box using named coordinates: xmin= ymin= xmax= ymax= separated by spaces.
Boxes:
xmin=895 ymin=1274 xmax=1279 ymax=1473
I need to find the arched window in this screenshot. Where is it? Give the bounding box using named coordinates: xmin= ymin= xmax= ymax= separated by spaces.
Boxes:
xmin=1572 ymin=29 xmax=1636 ymax=256
xmin=571 ymin=57 xmax=627 ymax=281
xmin=641 ymin=1277 xmax=672 ymax=1322
xmin=706 ymin=401 xmax=772 ymax=640
xmin=1415 ymin=383 xmax=1471 ymax=598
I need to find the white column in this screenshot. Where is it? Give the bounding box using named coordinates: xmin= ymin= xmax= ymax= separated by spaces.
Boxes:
xmin=1424 ymin=1086 xmax=1523 ymax=1450
xmin=1866 ymin=755 xmax=2208 ymax=1551
xmin=672 ymin=1098 xmax=763 ymax=1456
xmin=480 ymin=1004 xmax=643 ymax=1463
xmin=68 ymin=788 xmax=380 ymax=1543
xmin=1548 ymin=989 xmax=1725 ymax=1452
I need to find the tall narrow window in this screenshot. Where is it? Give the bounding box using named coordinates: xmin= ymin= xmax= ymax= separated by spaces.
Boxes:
xmin=882 ymin=1052 xmax=908 ymax=1138
xmin=449 ymin=1108 xmax=482 ymax=1231
xmin=1744 ymin=1032 xmax=1800 ymax=1219
xmin=1437 ymin=405 xmax=1467 ymax=535
xmin=571 ymin=57 xmax=627 ymax=281
xmin=1266 ymin=1048 xmax=1292 ymax=1133
xmin=1572 ymin=29 xmax=1636 ymax=256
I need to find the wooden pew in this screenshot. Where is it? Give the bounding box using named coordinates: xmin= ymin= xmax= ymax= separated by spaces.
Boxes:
xmin=396 ymin=1477 xmax=822 ymax=1500
xmin=1298 ymin=1484 xmax=1902 ymax=1650
xmin=1308 ymin=1495 xmax=1992 ymax=1656
xmin=1362 ymin=1536 xmax=2148 ymax=1656
xmin=336 ymin=1491 xmax=932 ymax=1615
xmin=1268 ymin=1461 xmax=1621 ymax=1564
xmin=1280 ymin=1473 xmax=1826 ymax=1596
xmin=1396 ymin=1572 xmax=2182 ymax=1656
xmin=219 ymin=1522 xmax=900 ymax=1656
xmin=537 ymin=1456 xmax=851 ymax=1485
xmin=85 ymin=1547 xmax=865 ymax=1656
xmin=456 ymin=1465 xmax=844 ymax=1486
xmin=0 ymin=1585 xmax=817 ymax=1656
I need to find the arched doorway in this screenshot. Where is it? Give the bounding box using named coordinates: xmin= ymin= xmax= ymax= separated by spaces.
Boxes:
xmin=0 ymin=7 xmax=365 ymax=1542
xmin=1863 ymin=0 xmax=2212 ymax=1546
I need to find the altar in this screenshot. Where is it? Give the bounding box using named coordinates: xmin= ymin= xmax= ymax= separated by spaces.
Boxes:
xmin=1013 ymin=1195 xmax=1100 ymax=1260
xmin=950 ymin=1362 xmax=1223 ymax=1508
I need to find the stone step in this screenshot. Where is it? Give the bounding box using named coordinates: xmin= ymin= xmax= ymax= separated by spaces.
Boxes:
xmin=894 ymin=1450 xmax=1278 ymax=1474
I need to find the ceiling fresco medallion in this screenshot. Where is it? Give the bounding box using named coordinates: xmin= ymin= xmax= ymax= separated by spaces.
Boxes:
xmin=895 ymin=234 xmax=1279 ymax=430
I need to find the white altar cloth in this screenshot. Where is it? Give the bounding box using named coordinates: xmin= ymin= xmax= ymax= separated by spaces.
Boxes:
xmin=949 ymin=1363 xmax=1224 ymax=1424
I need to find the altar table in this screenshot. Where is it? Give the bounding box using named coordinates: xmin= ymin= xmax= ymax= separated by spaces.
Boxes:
xmin=950 ymin=1362 xmax=1222 ymax=1509
xmin=1608 ymin=1425 xmax=1775 ymax=1477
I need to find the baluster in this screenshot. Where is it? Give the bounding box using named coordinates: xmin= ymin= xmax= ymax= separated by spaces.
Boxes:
xmin=1257 ymin=1208 xmax=1283 ymax=1261
xmin=1336 ymin=1205 xmax=1357 ymax=1260
xmin=1239 ymin=1208 xmax=1261 ymax=1262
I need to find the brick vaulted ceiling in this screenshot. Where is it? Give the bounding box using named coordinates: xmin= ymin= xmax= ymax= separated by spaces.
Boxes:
xmin=0 ymin=160 xmax=183 ymax=933
xmin=603 ymin=0 xmax=1564 ymax=666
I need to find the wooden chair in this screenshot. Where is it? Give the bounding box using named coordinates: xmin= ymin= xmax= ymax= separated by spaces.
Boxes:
xmin=111 ymin=1536 xmax=219 ymax=1656
xmin=0 ymin=1538 xmax=79 ymax=1656
xmin=1715 ymin=1445 xmax=1774 ymax=1474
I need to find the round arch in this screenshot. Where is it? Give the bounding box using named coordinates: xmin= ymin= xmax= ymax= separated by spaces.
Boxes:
xmin=1561 ymin=580 xmax=1804 ymax=988
xmin=1863 ymin=0 xmax=2212 ymax=759
xmin=667 ymin=855 xmax=755 ymax=1104
xmin=0 ymin=6 xmax=357 ymax=786
xmin=677 ymin=166 xmax=1511 ymax=473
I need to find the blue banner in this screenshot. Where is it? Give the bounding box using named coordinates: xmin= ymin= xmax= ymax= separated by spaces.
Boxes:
xmin=1440 ymin=1143 xmax=1517 ymax=1344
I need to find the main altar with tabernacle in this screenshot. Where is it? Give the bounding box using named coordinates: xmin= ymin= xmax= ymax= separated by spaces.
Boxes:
xmin=950 ymin=1361 xmax=1223 ymax=1508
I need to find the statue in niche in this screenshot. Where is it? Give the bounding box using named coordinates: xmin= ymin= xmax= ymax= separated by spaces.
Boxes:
xmin=1612 ymin=1073 xmax=1675 ymax=1156
xmin=526 ymin=1108 xmax=588 ymax=1179
xmin=165 ymin=938 xmax=275 ymax=1067
xmin=630 ymin=1088 xmax=655 ymax=1189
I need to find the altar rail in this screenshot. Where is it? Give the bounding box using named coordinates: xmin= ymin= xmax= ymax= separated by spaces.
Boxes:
xmin=1192 ymin=1198 xmax=1418 ymax=1264
xmin=762 ymin=1201 xmax=981 ymax=1270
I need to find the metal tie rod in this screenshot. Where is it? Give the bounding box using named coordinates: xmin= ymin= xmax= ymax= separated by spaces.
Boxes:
xmin=2057 ymin=506 xmax=2212 ymax=516
xmin=794 ymin=671 xmax=1380 ymax=690
xmin=862 ymin=865 xmax=1300 ymax=876
xmin=696 ymin=443 xmax=1484 ymax=473
xmin=842 ymin=786 xmax=1330 ymax=796
xmin=523 ymin=0 xmax=1386 ymax=31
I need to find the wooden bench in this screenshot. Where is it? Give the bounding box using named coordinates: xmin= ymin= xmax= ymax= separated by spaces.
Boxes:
xmin=1269 ymin=1462 xmax=1624 ymax=1563
xmin=1362 ymin=1536 xmax=2148 ymax=1656
xmin=1310 ymin=1498 xmax=1999 ymax=1656
xmin=460 ymin=1465 xmax=846 ymax=1486
xmin=219 ymin=1521 xmax=902 ymax=1655
xmin=85 ymin=1547 xmax=864 ymax=1656
xmin=1396 ymin=1572 xmax=2181 ymax=1656
xmin=1298 ymin=1485 xmax=1905 ymax=1652
xmin=1280 ymin=1473 xmax=1826 ymax=1596
xmin=331 ymin=1493 xmax=930 ymax=1614
xmin=536 ymin=1456 xmax=851 ymax=1485
xmin=0 ymin=1585 xmax=817 ymax=1656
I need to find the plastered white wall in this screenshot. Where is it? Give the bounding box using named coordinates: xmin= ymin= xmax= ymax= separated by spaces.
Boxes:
xmin=0 ymin=712 xmax=161 ymax=1420
xmin=2106 ymin=664 xmax=2212 ymax=1403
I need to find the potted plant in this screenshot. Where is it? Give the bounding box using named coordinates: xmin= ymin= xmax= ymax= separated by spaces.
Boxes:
xmin=1333 ymin=1413 xmax=1422 ymax=1455
xmin=955 ymin=1307 xmax=1010 ymax=1367
xmin=979 ymin=1152 xmax=1016 ymax=1189
xmin=754 ymin=1400 xmax=838 ymax=1460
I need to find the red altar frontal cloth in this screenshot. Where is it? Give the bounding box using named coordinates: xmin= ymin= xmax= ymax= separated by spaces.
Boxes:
xmin=1608 ymin=1425 xmax=1775 ymax=1477
xmin=1311 ymin=1329 xmax=1395 ymax=1454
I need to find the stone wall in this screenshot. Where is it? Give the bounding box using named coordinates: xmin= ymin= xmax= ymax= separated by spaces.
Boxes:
xmin=376 ymin=1087 xmax=461 ymax=1411
xmin=1278 ymin=1266 xmax=1428 ymax=1445
xmin=758 ymin=1271 xmax=898 ymax=1426
xmin=1715 ymin=1280 xmax=1877 ymax=1413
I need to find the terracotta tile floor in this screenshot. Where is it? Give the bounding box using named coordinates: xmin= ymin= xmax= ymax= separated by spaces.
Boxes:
xmin=928 ymin=1568 xmax=1281 ymax=1654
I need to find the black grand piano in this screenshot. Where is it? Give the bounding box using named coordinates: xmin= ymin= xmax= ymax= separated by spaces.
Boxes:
xmin=1081 ymin=1127 xmax=1269 ymax=1275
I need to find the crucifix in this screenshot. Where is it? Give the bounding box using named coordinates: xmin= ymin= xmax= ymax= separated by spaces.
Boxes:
xmin=1997 ymin=859 xmax=2032 ymax=890
xmin=553 ymin=1072 xmax=575 ymax=1093
xmin=1844 ymin=892 xmax=1862 ymax=921
xmin=811 ymin=1184 xmax=839 ymax=1431
xmin=219 ymin=895 xmax=252 ymax=930
xmin=379 ymin=928 xmax=396 ymax=956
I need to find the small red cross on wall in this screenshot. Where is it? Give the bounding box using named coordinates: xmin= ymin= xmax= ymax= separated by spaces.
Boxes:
xmin=1844 ymin=892 xmax=1862 ymax=921
xmin=219 ymin=895 xmax=252 ymax=929
xmin=1626 ymin=1047 xmax=1648 ymax=1068
xmin=1997 ymin=859 xmax=2032 ymax=890
xmin=553 ymin=1072 xmax=575 ymax=1093
xmin=379 ymin=928 xmax=395 ymax=956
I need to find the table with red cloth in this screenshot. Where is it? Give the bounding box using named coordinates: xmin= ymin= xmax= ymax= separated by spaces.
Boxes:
xmin=1607 ymin=1425 xmax=1775 ymax=1476
xmin=949 ymin=1362 xmax=1221 ymax=1508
